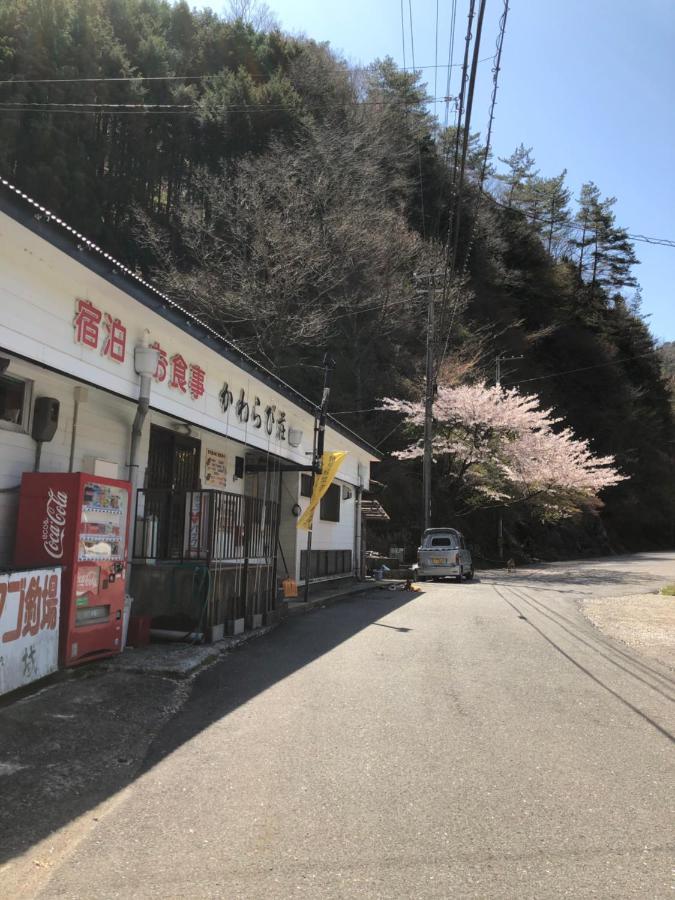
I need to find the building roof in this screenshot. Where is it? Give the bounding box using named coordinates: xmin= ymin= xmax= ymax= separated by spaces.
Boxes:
xmin=0 ymin=177 xmax=381 ymax=460
xmin=361 ymin=499 xmax=390 ymax=521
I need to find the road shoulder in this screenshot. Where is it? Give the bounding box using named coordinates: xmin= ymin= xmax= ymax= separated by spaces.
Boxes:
xmin=580 ymin=589 xmax=675 ymax=671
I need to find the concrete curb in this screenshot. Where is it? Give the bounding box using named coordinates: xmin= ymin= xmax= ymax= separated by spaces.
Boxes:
xmin=285 ymin=579 xmax=405 ymax=617
xmin=99 ymin=624 xmax=279 ymax=679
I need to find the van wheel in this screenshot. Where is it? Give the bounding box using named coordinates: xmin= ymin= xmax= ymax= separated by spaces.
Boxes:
xmin=455 ymin=568 xmax=463 ymax=583
xmin=465 ymin=568 xmax=474 ymax=580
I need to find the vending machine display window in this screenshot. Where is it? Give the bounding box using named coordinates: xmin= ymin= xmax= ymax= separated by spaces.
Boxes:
xmin=79 ymin=482 xmax=127 ymax=561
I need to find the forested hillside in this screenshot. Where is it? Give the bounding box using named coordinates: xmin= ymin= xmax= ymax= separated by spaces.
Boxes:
xmin=1 ymin=0 xmax=673 ymax=559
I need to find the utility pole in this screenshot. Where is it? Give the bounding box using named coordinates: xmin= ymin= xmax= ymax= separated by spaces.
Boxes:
xmin=495 ymin=352 xmax=523 ymax=559
xmin=423 ymin=281 xmax=435 ymax=532
xmin=494 ymin=352 xmax=523 ymax=388
xmin=303 ymin=353 xmax=335 ymax=604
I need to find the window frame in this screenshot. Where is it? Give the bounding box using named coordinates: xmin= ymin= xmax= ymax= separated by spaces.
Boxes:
xmin=0 ymin=372 xmax=33 ymax=434
xmin=319 ymin=482 xmax=341 ymax=523
xmin=300 ymin=473 xmax=312 ymax=498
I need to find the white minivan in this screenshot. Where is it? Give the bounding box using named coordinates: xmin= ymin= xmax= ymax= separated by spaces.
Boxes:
xmin=416 ymin=528 xmax=474 ymax=582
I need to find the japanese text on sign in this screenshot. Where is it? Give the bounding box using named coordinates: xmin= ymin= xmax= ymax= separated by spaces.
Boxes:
xmin=219 ymin=382 xmax=287 ymax=440
xmin=73 ymin=300 xmax=206 ymax=401
xmin=74 ymin=299 xmax=126 ymax=363
xmin=0 ymin=568 xmax=61 ymax=696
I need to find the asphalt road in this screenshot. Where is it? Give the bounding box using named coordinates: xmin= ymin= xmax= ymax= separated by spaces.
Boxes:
xmin=32 ymin=554 xmax=675 ymax=898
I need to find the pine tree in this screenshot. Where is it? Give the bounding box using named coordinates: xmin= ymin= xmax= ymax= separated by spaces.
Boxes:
xmin=574 ymin=182 xmax=638 ymax=296
xmin=497 ymin=143 xmax=538 ymax=208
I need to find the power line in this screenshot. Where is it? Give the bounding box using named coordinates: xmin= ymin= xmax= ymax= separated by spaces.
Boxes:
xmin=334 ymin=348 xmax=668 ymax=410
xmin=407 ymin=0 xmax=416 ymax=73
xmin=502 ymin=349 xmax=664 ymax=386
xmin=434 ymin=0 xmax=440 ymax=103
xmin=0 ymin=58 xmax=497 ymax=88
xmin=448 ymin=0 xmax=488 ymax=274
xmin=434 ymin=0 xmax=480 ymax=370
xmin=407 ymin=0 xmax=427 ymax=239
xmin=436 ymin=1 xmax=510 ymax=397
xmin=0 ymin=93 xmax=469 ymax=116
xmin=484 ymin=189 xmax=675 ymax=249
xmin=331 ymin=407 xmax=382 ymax=415
xmin=478 ymin=1 xmax=509 ymax=190
xmin=0 ymin=101 xmax=196 ymax=109
xmin=436 ymin=0 xmax=477 ymax=368
xmin=443 ymin=0 xmax=459 ymax=131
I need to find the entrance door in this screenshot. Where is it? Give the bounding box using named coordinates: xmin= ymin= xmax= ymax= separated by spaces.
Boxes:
xmin=147 ymin=425 xmax=201 ymax=491
xmin=146 ymin=425 xmax=201 ymax=558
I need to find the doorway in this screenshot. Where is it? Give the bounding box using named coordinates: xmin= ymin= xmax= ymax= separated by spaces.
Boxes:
xmin=147 ymin=425 xmax=201 ymax=490
xmin=145 ymin=425 xmax=202 ymax=558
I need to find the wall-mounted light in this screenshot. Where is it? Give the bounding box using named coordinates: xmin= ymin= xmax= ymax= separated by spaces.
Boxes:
xmin=288 ymin=427 xmax=303 ymax=448
xmin=0 ymin=357 xmax=10 ymax=374
xmin=342 ymin=484 xmax=353 ymax=500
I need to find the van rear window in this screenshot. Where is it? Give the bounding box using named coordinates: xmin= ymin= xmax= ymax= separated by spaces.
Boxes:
xmin=429 ymin=536 xmax=458 ymax=548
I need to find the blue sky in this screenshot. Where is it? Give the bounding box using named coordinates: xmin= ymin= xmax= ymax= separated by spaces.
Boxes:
xmin=212 ymin=0 xmax=675 ymax=341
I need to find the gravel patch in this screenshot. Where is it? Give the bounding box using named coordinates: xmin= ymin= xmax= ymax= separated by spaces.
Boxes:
xmin=581 ymin=591 xmax=675 ymax=671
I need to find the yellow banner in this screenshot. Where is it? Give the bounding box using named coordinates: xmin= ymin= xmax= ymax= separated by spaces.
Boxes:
xmin=296 ymin=451 xmax=348 ymax=531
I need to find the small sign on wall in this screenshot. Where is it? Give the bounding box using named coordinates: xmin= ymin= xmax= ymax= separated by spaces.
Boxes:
xmin=204 ymin=448 xmax=227 ymax=489
xmin=0 ymin=567 xmax=61 ymax=696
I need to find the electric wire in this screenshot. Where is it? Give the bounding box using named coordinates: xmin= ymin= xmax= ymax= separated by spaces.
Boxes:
xmin=447 ymin=0 xmax=488 ymax=275
xmin=478 ymin=1 xmax=509 ymax=191
xmin=374 ymin=418 xmax=407 ymax=449
xmin=434 ymin=0 xmax=440 ymax=104
xmin=437 ymin=0 xmax=510 ymax=376
xmin=501 ymin=348 xmax=665 ymax=386
xmin=434 ymin=0 xmax=479 ymax=374
xmin=443 ymin=0 xmax=459 ymax=131
xmin=483 ymin=189 xmax=675 ymax=248
xmin=0 ymin=93 xmax=474 ymax=116
xmin=0 ymin=59 xmax=497 ymax=87
xmin=407 ymin=0 xmax=416 ymax=70
xmin=407 ymin=0 xmax=427 ymax=238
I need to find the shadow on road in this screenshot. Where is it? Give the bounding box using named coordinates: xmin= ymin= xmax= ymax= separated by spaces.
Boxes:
xmin=0 ymin=588 xmax=419 ymax=869
xmin=140 ymin=589 xmax=419 ymax=772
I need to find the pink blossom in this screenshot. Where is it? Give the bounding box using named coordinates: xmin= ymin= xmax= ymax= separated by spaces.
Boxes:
xmin=381 ymin=382 xmax=627 ymax=516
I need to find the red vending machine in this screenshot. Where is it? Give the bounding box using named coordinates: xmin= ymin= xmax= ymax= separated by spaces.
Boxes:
xmin=14 ymin=472 xmax=131 ymax=667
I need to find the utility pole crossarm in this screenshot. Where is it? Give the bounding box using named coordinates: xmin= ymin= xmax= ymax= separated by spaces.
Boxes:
xmin=495 ymin=353 xmax=524 ymax=387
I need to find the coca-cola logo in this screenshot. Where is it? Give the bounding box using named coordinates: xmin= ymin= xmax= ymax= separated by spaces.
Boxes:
xmin=42 ymin=488 xmax=68 ymax=559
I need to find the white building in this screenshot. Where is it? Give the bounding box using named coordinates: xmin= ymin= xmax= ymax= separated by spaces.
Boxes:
xmin=0 ymin=179 xmax=379 ymax=637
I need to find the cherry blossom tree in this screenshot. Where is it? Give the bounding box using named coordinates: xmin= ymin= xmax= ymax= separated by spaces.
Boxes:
xmin=380 ymin=382 xmax=627 ymax=519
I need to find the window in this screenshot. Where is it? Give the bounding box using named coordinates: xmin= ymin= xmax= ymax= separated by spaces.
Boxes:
xmin=0 ymin=373 xmax=32 ymax=432
xmin=300 ymin=474 xmax=312 ymax=498
xmin=430 ymin=536 xmax=459 ymax=549
xmin=319 ymin=483 xmax=340 ymax=522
